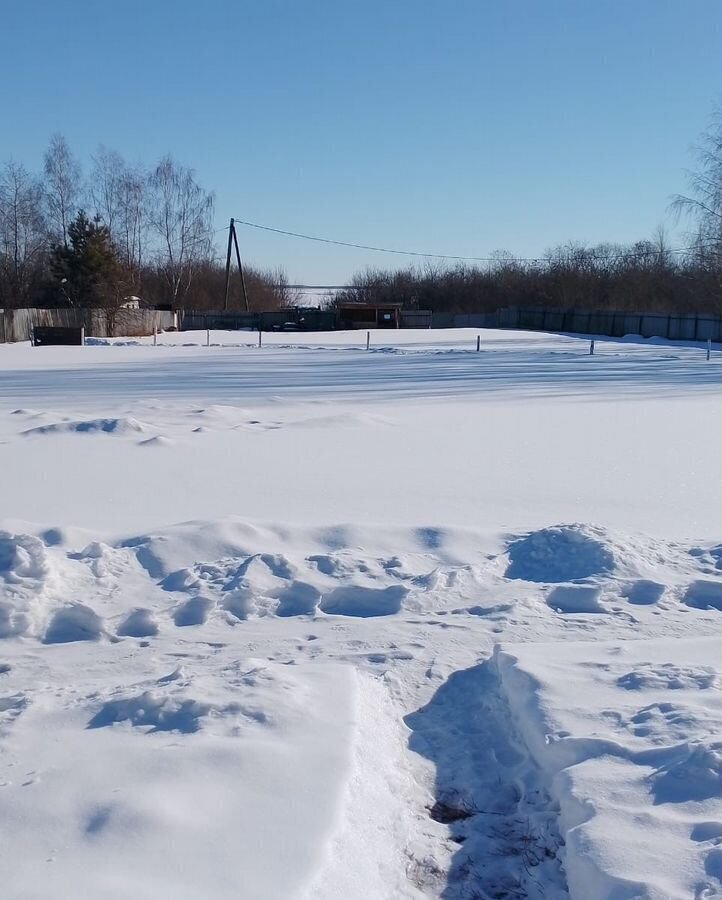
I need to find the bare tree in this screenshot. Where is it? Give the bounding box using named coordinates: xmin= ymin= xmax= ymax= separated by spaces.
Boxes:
xmin=43 ymin=134 xmax=82 ymax=248
xmin=0 ymin=161 xmax=46 ymax=306
xmin=88 ymin=146 xmax=125 ymax=237
xmin=671 ymin=109 xmax=722 ymax=272
xmin=88 ymin=149 xmax=147 ymax=287
xmin=271 ymin=267 xmax=302 ymax=307
xmin=147 ymin=155 xmax=214 ymax=306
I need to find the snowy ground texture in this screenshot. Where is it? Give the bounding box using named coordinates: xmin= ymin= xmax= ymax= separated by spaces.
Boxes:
xmin=0 ymin=327 xmax=719 ymax=900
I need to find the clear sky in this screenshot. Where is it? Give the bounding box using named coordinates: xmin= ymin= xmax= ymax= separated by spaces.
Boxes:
xmin=1 ymin=0 xmax=720 ymax=285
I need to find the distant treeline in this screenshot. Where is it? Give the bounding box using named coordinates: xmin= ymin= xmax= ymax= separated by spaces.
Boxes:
xmin=3 ymin=115 xmax=720 ymax=316
xmin=0 ymin=136 xmax=293 ymax=311
xmin=333 ymin=237 xmax=721 ymax=315
xmin=339 ymin=115 xmax=722 ymax=316
xmin=335 ymin=116 xmax=722 ymax=315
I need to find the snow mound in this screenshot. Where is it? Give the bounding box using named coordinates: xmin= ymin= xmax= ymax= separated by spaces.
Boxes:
xmin=83 ymin=337 xmax=141 ymax=346
xmin=0 ymin=603 xmax=29 ymax=639
xmin=651 ymin=741 xmax=722 ymax=804
xmin=71 ymin=541 xmax=119 ymax=578
xmin=42 ymin=603 xmax=104 ymax=644
xmin=689 ymin=544 xmax=722 ymax=575
xmin=621 ymin=579 xmax=665 ymax=605
xmin=221 ymin=587 xmax=257 ymax=620
xmin=0 ymin=692 xmax=27 ymax=734
xmin=4 ymin=521 xmax=719 ymax=647
xmin=617 ymin=662 xmax=717 ymax=691
xmin=173 ymin=596 xmax=213 ymax=626
xmin=683 ymin=580 xmax=722 ymax=611
xmin=163 ymin=552 xmax=296 ymax=622
xmin=319 ymin=585 xmax=408 ymax=617
xmin=0 ymin=532 xmax=51 ymax=639
xmin=0 ymin=532 xmax=48 ymax=583
xmin=494 ymin=636 xmax=722 ymax=900
xmin=547 ymin=584 xmax=605 ymax=613
xmin=22 ymin=416 xmax=149 ymax=437
xmin=505 ymin=524 xmax=616 ymax=582
xmin=275 ymin=580 xmax=321 ymax=616
xmin=159 ymin=550 xmax=412 ymax=621
xmin=117 ymin=608 xmax=159 ymax=638
xmin=40 ymin=527 xmax=66 ymax=546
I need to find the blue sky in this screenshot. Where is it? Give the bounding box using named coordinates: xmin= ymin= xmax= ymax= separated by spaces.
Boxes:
xmin=1 ymin=0 xmax=720 ymax=284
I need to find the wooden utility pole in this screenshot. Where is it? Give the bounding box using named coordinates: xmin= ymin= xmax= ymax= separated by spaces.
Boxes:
xmin=232 ymin=224 xmax=250 ymax=312
xmin=223 ymin=217 xmax=250 ymax=312
xmin=223 ymin=218 xmax=234 ymax=311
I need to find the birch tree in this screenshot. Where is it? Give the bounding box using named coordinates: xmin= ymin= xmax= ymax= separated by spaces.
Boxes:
xmin=0 ymin=162 xmax=46 ymax=306
xmin=147 ymin=155 xmax=214 ymax=306
xmin=43 ymin=134 xmax=82 ymax=248
xmin=672 ymin=110 xmax=722 ymax=275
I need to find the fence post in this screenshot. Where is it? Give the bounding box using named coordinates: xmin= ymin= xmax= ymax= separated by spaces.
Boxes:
xmin=153 ymin=327 xmax=157 ymax=346
xmin=707 ymin=338 xmax=712 ymax=361
xmin=589 ymin=339 xmax=595 ymax=356
xmin=81 ymin=326 xmax=85 ymax=347
xmin=258 ymin=329 xmax=262 ymax=349
xmin=366 ymin=331 xmax=370 ymax=350
xmin=476 ymin=334 xmax=480 ymax=352
xmin=206 ymin=328 xmax=210 ymax=347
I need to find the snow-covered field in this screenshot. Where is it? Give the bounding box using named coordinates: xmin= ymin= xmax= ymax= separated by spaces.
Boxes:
xmin=0 ymin=328 xmax=719 ymax=900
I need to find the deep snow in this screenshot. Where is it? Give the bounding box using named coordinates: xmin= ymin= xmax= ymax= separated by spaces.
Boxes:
xmin=0 ymin=328 xmax=719 ymax=899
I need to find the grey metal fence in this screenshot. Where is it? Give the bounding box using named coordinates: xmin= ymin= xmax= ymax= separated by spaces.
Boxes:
xmin=491 ymin=306 xmax=721 ymax=342
xmin=178 ymin=308 xmax=337 ymax=332
xmin=177 ymin=305 xmax=722 ymax=341
xmin=6 ymin=305 xmax=715 ymax=343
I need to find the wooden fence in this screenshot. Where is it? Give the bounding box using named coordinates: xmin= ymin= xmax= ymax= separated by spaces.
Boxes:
xmin=0 ymin=308 xmax=177 ymax=343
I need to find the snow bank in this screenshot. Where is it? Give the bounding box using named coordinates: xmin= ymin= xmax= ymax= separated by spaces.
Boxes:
xmin=22 ymin=416 xmax=150 ymax=437
xmin=0 ymin=659 xmax=357 ymax=900
xmin=0 ymin=519 xmax=718 ymax=647
xmin=495 ymin=637 xmax=722 ymax=900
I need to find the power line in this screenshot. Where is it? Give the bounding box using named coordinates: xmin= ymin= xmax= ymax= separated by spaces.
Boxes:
xmin=232 ymin=216 xmax=713 ymax=264
xmin=285 ymin=284 xmax=354 ymax=290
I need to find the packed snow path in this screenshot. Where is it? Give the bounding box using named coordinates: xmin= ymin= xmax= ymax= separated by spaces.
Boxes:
xmin=0 ymin=329 xmax=719 ymax=899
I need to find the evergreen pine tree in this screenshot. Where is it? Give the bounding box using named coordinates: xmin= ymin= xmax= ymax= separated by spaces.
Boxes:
xmin=50 ymin=210 xmax=124 ymax=307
